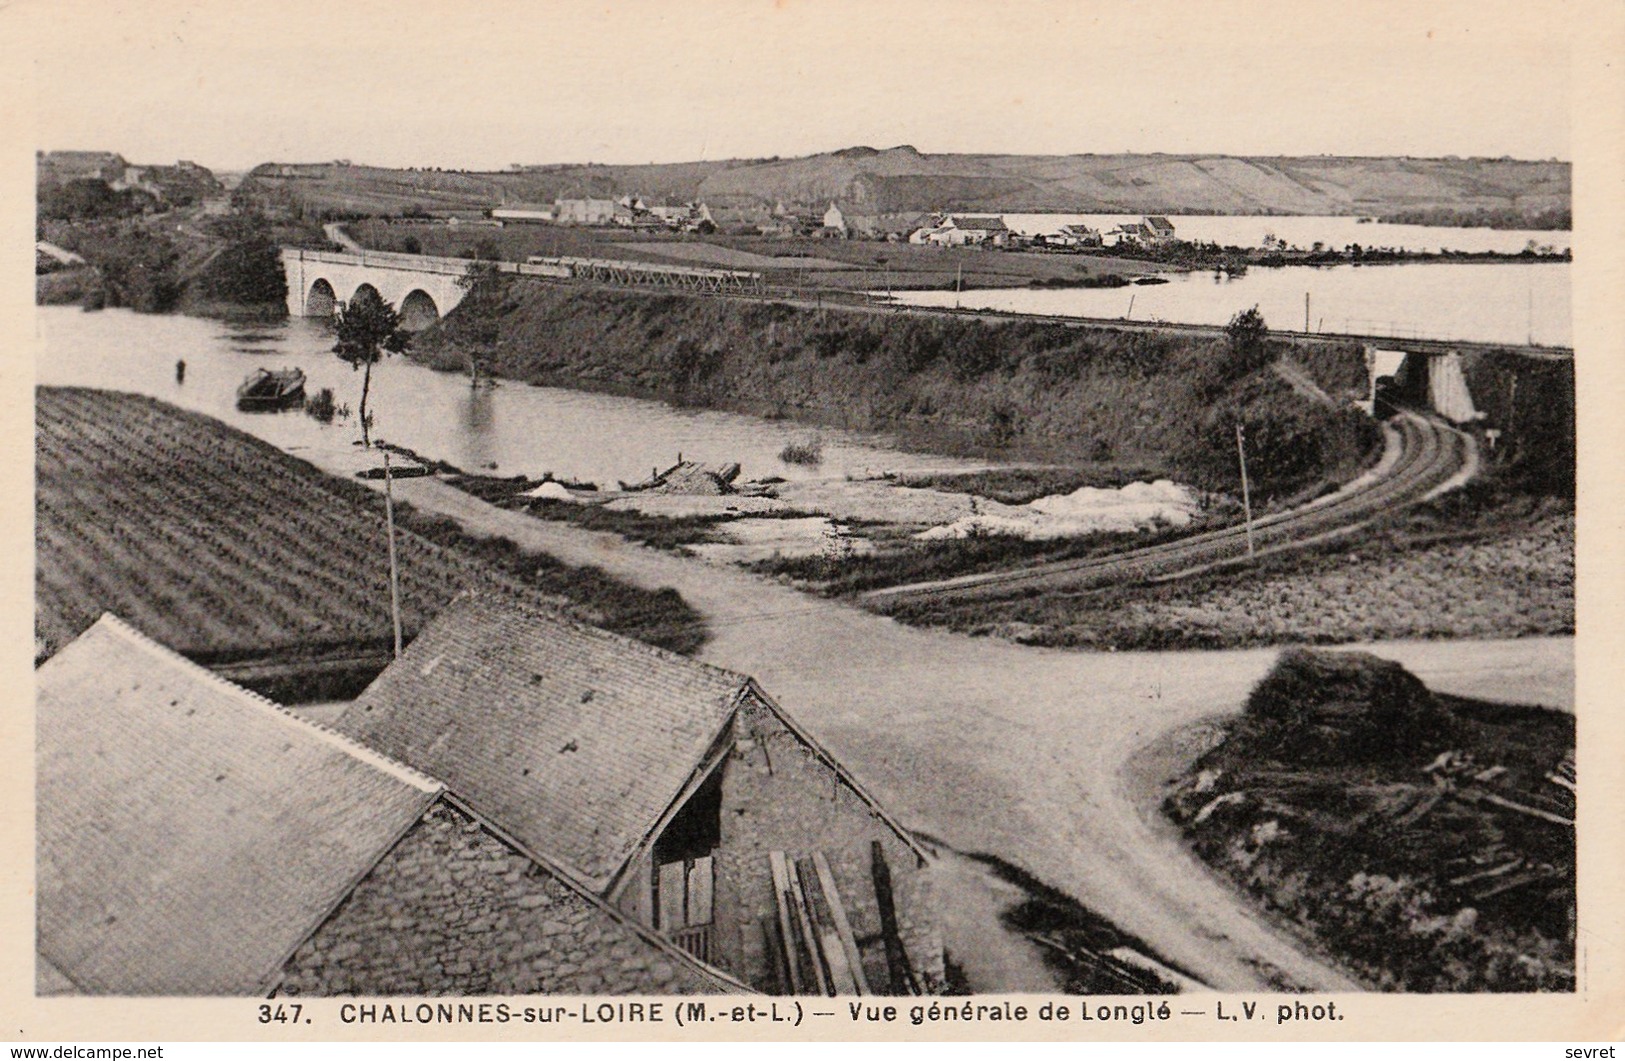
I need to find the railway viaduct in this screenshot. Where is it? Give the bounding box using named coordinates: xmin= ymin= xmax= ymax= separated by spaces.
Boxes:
xmin=280 ymin=248 xmax=570 ymax=330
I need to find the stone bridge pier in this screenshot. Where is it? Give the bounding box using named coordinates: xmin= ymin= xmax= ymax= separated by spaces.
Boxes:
xmin=1365 ymin=345 xmax=1481 ymax=424
xmin=280 ymin=248 xmax=473 ymax=330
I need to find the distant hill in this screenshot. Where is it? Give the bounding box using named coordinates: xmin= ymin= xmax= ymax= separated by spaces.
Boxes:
xmin=240 ymin=146 xmax=1570 ymax=228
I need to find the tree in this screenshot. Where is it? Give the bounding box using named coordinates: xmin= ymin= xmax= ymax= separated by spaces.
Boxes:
xmin=199 ymin=215 xmax=287 ymax=306
xmin=1225 ymin=304 xmax=1271 ymax=376
xmin=333 ymin=288 xmax=409 ymax=446
xmin=453 ymin=256 xmax=506 ymax=382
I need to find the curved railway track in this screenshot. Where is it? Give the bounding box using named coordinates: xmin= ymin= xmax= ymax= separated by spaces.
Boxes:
xmin=861 ymin=410 xmax=1473 ymax=607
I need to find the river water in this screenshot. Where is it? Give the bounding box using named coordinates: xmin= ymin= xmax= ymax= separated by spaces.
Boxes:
xmin=998 ymin=213 xmax=1570 ymax=255
xmin=891 ymin=260 xmax=1571 ymax=347
xmin=34 ymin=307 xmax=991 ymax=485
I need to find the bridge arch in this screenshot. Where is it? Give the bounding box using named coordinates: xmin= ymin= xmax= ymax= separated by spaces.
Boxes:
xmin=350 ymin=282 xmax=383 ymax=306
xmin=306 ymin=278 xmax=337 ymax=317
xmin=398 ymin=289 xmax=441 ymax=331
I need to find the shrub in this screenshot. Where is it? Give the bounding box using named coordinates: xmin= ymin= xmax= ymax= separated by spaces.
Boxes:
xmin=778 ymin=438 xmax=823 ymax=466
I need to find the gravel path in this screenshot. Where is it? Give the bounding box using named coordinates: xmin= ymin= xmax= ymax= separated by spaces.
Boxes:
xmin=331 ymin=460 xmax=1570 ymax=992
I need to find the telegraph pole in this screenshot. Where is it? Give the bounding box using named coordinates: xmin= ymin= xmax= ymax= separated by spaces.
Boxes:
xmin=383 ymin=450 xmax=404 ymax=659
xmin=1235 ymin=422 xmax=1255 ymax=560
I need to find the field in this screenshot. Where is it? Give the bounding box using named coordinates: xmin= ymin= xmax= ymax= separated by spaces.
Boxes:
xmin=238 ymin=150 xmax=1569 ymax=227
xmin=883 ymin=509 xmax=1573 ymax=649
xmin=346 ymin=220 xmax=1164 ymax=291
xmin=619 ymin=241 xmax=857 ymax=271
xmin=35 ymin=388 xmax=705 ymax=694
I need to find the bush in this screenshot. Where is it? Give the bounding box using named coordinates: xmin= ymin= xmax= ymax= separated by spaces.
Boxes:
xmin=778 ymin=438 xmax=823 ymax=465
xmin=304 ymin=387 xmax=337 ymax=423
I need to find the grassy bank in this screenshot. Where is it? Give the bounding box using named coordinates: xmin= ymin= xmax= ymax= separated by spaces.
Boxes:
xmin=419 ymin=280 xmax=1379 ymax=502
xmin=879 ymin=479 xmax=1572 ymax=649
xmin=1162 ymin=650 xmax=1573 ymax=992
xmin=36 ymin=389 xmax=707 ymax=697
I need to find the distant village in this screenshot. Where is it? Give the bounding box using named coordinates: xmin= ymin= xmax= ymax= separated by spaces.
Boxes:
xmin=492 ymin=193 xmax=1179 ymax=250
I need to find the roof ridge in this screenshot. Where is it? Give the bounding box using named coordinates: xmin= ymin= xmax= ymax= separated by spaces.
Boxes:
xmin=439 ymin=793 xmax=752 ymax=995
xmin=453 ymin=591 xmax=752 ymax=690
xmin=84 ymin=614 xmax=443 ymax=794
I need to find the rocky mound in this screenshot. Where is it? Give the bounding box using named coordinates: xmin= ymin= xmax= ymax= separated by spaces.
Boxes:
xmin=1238 ymin=648 xmax=1454 ymax=764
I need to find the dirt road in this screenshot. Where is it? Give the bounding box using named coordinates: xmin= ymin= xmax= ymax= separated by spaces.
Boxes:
xmin=322 ymin=453 xmax=1570 ymax=991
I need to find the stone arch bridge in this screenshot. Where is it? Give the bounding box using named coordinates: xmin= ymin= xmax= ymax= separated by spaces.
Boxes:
xmin=280 ymin=248 xmax=569 ymax=330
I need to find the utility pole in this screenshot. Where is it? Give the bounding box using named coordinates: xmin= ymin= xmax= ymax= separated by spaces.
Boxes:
xmin=954 ymin=261 xmax=962 ymax=309
xmin=1235 ymin=422 xmax=1255 ymax=560
xmin=1305 ymin=291 xmax=1311 ymax=333
xmin=383 ymin=450 xmax=404 ymax=659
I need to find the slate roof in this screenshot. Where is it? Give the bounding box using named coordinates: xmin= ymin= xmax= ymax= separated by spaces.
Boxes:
xmin=36 ymin=615 xmax=442 ymax=996
xmin=1144 ymin=215 xmax=1176 ymax=234
xmin=280 ymin=799 xmax=741 ymax=995
xmin=948 ymin=215 xmax=1008 ymax=232
xmin=336 ymin=596 xmax=751 ymax=892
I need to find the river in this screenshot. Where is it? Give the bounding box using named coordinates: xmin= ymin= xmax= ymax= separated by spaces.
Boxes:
xmin=999 ymin=213 xmax=1571 ymax=254
xmin=891 ymin=260 xmax=1571 ymax=347
xmin=34 ymin=306 xmax=992 ymax=485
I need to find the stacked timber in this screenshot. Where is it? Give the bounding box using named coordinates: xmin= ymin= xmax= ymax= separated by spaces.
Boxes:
xmin=766 ymin=846 xmax=918 ymax=996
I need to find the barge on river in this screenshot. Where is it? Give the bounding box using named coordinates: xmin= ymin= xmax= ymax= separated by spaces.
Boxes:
xmin=236 ymin=367 xmax=306 ymax=411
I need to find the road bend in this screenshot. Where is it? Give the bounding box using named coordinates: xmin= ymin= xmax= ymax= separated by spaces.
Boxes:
xmin=286 ymin=409 xmax=1564 ymax=995
xmin=862 ymin=410 xmax=1474 ymax=607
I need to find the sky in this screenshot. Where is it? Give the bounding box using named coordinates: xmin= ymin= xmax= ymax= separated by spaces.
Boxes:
xmin=13 ymin=0 xmax=1578 ymax=172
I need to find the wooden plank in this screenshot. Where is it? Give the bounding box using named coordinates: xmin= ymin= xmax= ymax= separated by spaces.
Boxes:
xmin=870 ymin=840 xmax=919 ymax=995
xmin=767 ymin=852 xmax=803 ymax=995
xmin=688 ymin=855 xmax=714 ymax=925
xmin=813 ymin=852 xmax=870 ymax=994
xmin=634 ymin=858 xmax=654 ymax=927
xmin=785 ymin=859 xmax=832 ymax=995
xmin=658 ymin=860 xmax=687 ymax=930
xmin=798 ymin=856 xmax=858 ymax=995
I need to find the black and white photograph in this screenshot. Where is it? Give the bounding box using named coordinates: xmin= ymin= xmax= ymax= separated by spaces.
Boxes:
xmin=8 ymin=0 xmax=1622 ymax=1045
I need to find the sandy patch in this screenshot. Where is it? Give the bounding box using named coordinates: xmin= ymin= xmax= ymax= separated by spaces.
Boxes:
xmin=689 ymin=517 xmax=877 ymax=564
xmin=917 ymin=479 xmax=1203 ymax=540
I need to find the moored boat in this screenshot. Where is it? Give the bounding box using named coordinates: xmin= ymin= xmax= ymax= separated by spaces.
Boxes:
xmin=236 ymin=367 xmax=307 ymax=411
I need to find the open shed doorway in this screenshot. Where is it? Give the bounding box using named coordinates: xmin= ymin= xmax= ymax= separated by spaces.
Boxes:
xmin=652 ymin=766 xmax=723 ymax=962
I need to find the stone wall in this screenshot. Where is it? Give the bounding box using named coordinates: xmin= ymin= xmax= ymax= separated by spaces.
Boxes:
xmin=708 ymin=695 xmax=943 ymax=993
xmin=279 ymin=800 xmax=720 ymax=995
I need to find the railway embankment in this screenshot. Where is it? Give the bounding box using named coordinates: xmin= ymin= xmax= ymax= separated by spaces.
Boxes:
xmin=416 ymin=279 xmax=1380 ymax=502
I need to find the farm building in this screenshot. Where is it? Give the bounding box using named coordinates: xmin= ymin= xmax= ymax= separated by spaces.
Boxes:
xmin=552 ymin=197 xmax=620 ymax=225
xmin=1144 ymin=215 xmax=1177 ymax=242
xmin=35 ymin=614 xmax=736 ymax=997
xmin=1104 ymin=221 xmax=1152 ymax=247
xmin=335 ymin=595 xmax=945 ymax=994
xmin=914 ymin=215 xmax=1010 ymax=247
xmin=491 ymin=202 xmax=556 ymax=223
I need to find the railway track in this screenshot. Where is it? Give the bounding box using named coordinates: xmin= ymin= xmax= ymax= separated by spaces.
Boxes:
xmin=861 ymin=410 xmax=1473 ymax=607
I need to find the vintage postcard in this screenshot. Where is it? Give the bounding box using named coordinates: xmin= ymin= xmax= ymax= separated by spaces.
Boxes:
xmin=3 ymin=0 xmax=1622 ymax=1046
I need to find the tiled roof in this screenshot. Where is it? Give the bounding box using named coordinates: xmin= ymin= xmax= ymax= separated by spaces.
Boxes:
xmin=1144 ymin=216 xmax=1175 ymax=232
xmin=280 ymin=800 xmax=740 ymax=995
xmin=36 ymin=954 xmax=77 ymax=996
xmin=949 ymin=215 xmax=1008 ymax=232
xmin=337 ymin=596 xmax=750 ymax=891
xmin=36 ymin=615 xmax=442 ymax=996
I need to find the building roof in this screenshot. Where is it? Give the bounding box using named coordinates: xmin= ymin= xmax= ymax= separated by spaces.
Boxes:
xmin=1144 ymin=216 xmax=1176 ymax=233
xmin=36 ymin=615 xmax=442 ymax=996
xmin=280 ymin=799 xmax=741 ymax=995
xmin=948 ymin=215 xmax=1008 ymax=232
xmin=336 ymin=596 xmax=751 ymax=892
